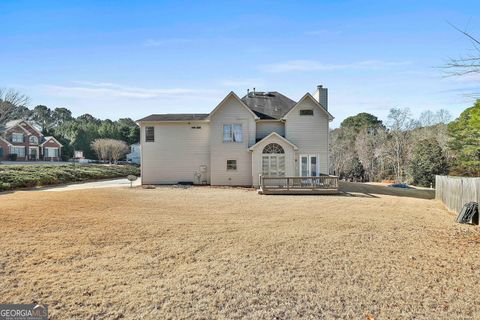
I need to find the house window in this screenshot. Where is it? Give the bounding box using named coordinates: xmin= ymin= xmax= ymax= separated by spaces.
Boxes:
xmin=45 ymin=148 xmax=58 ymax=157
xmin=29 ymin=136 xmax=38 ymax=144
xmin=145 ymin=127 xmax=155 ymax=142
xmin=223 ymin=124 xmax=242 ymax=142
xmin=299 ymin=109 xmax=314 ymax=116
xmin=262 ymin=143 xmax=285 ymax=176
xmin=12 ymin=133 xmax=24 ymax=143
xmin=10 ymin=146 xmax=25 ymax=157
xmin=226 ymin=160 xmax=237 ymax=170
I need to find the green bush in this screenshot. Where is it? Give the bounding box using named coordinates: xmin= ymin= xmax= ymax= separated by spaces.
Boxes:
xmin=0 ymin=164 xmax=140 ymax=190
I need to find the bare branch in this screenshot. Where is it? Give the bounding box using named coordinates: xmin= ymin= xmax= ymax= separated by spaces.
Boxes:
xmin=0 ymin=88 xmax=30 ymax=125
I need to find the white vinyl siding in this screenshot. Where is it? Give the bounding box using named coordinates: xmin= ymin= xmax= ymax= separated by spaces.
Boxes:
xmin=255 ymin=121 xmax=285 ymax=140
xmin=12 ymin=133 xmax=24 ymax=143
xmin=141 ymin=122 xmax=210 ymax=184
xmin=251 ymin=134 xmax=296 ymax=187
xmin=285 ymin=96 xmax=329 ymax=175
xmin=10 ymin=146 xmax=25 ymax=157
xmin=210 ymin=94 xmax=255 ymax=186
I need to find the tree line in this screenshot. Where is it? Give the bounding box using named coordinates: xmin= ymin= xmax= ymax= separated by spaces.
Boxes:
xmin=0 ymin=95 xmax=139 ymax=160
xmin=330 ymin=101 xmax=480 ymax=186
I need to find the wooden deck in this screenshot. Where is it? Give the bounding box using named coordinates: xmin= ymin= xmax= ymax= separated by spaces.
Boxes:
xmin=258 ymin=175 xmax=339 ymax=195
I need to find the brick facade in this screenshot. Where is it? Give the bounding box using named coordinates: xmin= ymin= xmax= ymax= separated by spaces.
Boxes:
xmin=0 ymin=120 xmax=62 ymax=161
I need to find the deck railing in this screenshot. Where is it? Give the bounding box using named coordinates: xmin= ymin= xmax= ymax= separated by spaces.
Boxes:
xmin=259 ymin=175 xmax=339 ymax=194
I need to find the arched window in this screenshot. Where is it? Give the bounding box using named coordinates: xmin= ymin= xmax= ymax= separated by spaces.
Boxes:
xmin=262 ymin=143 xmax=285 ymax=176
xmin=263 ymin=143 xmax=284 ymax=154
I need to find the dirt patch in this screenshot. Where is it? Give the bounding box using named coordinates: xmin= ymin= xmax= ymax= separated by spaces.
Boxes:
xmin=0 ymin=184 xmax=478 ymax=319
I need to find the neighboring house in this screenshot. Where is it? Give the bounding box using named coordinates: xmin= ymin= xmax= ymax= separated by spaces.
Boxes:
xmin=0 ymin=120 xmax=63 ymax=161
xmin=137 ymin=85 xmax=333 ymax=187
xmin=126 ymin=143 xmax=141 ymax=164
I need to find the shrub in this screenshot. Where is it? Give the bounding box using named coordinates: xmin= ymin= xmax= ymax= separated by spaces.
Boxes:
xmin=0 ymin=164 xmax=140 ymax=190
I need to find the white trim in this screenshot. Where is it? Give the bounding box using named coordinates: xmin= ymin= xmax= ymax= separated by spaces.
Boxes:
xmin=207 ymin=91 xmax=259 ymax=120
xmin=44 ymin=147 xmax=59 ymax=157
xmin=299 ymin=154 xmax=319 ymax=176
xmin=282 ymin=93 xmax=334 ymax=121
xmin=10 ymin=145 xmax=26 ymax=157
xmin=0 ymin=136 xmax=12 ymax=146
xmin=137 ymin=119 xmax=210 ymax=124
xmin=6 ymin=123 xmax=31 ymax=135
xmin=28 ymin=146 xmax=39 ymax=159
xmin=249 ymin=132 xmax=298 ymax=151
xmin=40 ymin=137 xmax=63 ymax=147
xmin=17 ymin=120 xmax=43 ymax=136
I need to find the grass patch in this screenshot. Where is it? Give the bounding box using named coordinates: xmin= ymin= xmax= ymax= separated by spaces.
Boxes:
xmin=0 ymin=164 xmax=140 ymax=190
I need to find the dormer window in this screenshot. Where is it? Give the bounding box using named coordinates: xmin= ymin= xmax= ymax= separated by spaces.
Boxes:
xmin=299 ymin=109 xmax=314 ymax=116
xmin=29 ymin=136 xmax=38 ymax=144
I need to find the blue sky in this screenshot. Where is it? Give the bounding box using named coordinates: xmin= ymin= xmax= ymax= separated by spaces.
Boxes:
xmin=1 ymin=0 xmax=479 ymax=127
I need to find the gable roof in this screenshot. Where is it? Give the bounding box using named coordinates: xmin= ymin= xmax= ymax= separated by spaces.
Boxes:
xmin=241 ymin=91 xmax=297 ymax=120
xmin=282 ymin=93 xmax=334 ymax=121
xmin=248 ymin=132 xmax=298 ymax=151
xmin=207 ymin=91 xmax=259 ymax=120
xmin=137 ymin=89 xmax=332 ymax=123
xmin=137 ymin=114 xmax=209 ymax=122
xmin=40 ymin=136 xmax=63 ymax=147
xmin=5 ymin=120 xmax=43 ymax=135
xmin=0 ymin=136 xmax=12 ymax=146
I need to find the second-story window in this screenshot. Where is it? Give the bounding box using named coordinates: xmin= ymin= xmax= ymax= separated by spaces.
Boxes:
xmin=145 ymin=127 xmax=155 ymax=142
xmin=29 ymin=136 xmax=38 ymax=144
xmin=223 ymin=124 xmax=242 ymax=142
xmin=12 ymin=133 xmax=24 ymax=143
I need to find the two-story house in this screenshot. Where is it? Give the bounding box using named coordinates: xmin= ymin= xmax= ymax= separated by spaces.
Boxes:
xmin=137 ymin=85 xmax=333 ymax=187
xmin=0 ymin=120 xmax=63 ymax=161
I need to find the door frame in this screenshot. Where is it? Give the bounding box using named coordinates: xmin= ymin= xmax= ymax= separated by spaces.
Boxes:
xmin=299 ymin=154 xmax=319 ymax=176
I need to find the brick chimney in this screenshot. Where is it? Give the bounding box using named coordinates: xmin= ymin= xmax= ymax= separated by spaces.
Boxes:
xmin=313 ymin=85 xmax=328 ymax=110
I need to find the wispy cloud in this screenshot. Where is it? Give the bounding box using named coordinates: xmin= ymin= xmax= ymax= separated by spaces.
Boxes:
xmin=260 ymin=59 xmax=412 ymax=73
xmin=143 ymin=38 xmax=197 ymax=47
xmin=40 ymin=81 xmax=218 ymax=100
xmin=446 ymin=73 xmax=480 ymax=83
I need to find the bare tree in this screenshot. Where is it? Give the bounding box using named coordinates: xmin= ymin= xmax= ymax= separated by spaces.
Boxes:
xmin=109 ymin=140 xmax=129 ymax=163
xmin=419 ymin=110 xmax=436 ymax=127
xmin=91 ymin=139 xmax=111 ymax=162
xmin=91 ymin=139 xmax=129 ymax=164
xmin=0 ymin=88 xmax=30 ymax=125
xmin=355 ymin=127 xmax=386 ymax=181
xmin=435 ymin=109 xmax=452 ymax=124
xmin=386 ymin=108 xmax=416 ymax=182
xmin=445 ymin=25 xmax=480 ymax=76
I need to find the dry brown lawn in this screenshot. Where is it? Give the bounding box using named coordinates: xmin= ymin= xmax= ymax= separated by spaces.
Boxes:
xmin=0 ymin=183 xmax=479 ymax=319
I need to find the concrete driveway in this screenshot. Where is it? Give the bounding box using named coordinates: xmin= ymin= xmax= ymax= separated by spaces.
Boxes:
xmin=41 ymin=178 xmax=141 ymax=192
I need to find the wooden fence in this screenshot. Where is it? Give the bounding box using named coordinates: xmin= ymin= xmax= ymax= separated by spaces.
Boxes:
xmin=435 ymin=175 xmax=480 ymax=213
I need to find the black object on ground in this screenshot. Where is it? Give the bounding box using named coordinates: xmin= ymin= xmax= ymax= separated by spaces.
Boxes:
xmin=456 ymin=202 xmax=479 ymax=225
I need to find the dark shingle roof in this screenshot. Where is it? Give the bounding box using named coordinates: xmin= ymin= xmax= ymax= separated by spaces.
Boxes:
xmin=241 ymin=91 xmax=297 ymax=119
xmin=138 ymin=91 xmax=298 ymax=122
xmin=137 ymin=114 xmax=209 ymax=122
